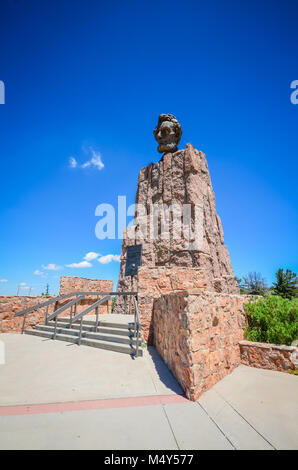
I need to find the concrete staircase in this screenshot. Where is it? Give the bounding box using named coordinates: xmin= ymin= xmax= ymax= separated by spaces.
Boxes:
xmin=25 ymin=317 xmax=143 ymax=356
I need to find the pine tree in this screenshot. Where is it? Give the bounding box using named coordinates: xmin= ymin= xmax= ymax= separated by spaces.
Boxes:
xmin=272 ymin=269 xmax=298 ymax=299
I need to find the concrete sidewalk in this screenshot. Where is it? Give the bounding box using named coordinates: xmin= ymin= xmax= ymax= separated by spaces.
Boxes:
xmin=0 ymin=333 xmax=182 ymax=405
xmin=0 ymin=401 xmax=234 ymax=450
xmin=199 ymin=364 xmax=298 ymax=450
xmin=0 ymin=333 xmax=297 ymax=449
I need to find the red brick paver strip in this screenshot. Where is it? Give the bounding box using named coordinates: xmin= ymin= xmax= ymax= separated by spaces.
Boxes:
xmin=0 ymin=394 xmax=188 ymax=417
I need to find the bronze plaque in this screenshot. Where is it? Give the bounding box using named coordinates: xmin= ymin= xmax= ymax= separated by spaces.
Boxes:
xmin=125 ymin=245 xmax=142 ymax=277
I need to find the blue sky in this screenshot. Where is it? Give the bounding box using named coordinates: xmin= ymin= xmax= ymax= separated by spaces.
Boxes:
xmin=0 ymin=0 xmax=297 ymax=295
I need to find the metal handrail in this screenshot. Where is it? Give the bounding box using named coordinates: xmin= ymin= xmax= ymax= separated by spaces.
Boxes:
xmin=70 ymin=295 xmax=111 ymax=324
xmin=69 ymin=296 xmax=112 ymax=345
xmin=47 ymin=295 xmax=85 ymax=323
xmin=19 ymin=294 xmax=86 ymax=334
xmin=50 ymin=296 xmax=85 ymax=339
xmin=14 ymin=291 xmax=137 ymax=318
xmin=133 ymin=295 xmax=142 ymax=358
xmin=14 ymin=290 xmax=141 ymax=357
xmin=14 ymin=292 xmax=77 ymax=318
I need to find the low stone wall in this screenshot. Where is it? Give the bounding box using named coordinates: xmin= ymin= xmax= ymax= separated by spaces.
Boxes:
xmin=59 ymin=276 xmax=113 ymax=314
xmin=0 ymin=296 xmax=56 ymax=333
xmin=153 ymin=292 xmax=250 ymax=401
xmin=0 ymin=276 xmax=114 ymax=333
xmin=137 ymin=266 xmax=208 ymax=343
xmin=240 ymin=340 xmax=298 ymax=373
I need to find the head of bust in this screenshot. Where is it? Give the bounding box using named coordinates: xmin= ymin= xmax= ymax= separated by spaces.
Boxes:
xmin=153 ymin=114 xmax=182 ymax=154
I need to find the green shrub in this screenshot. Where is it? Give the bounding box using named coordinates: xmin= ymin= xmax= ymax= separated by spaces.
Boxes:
xmin=244 ymin=295 xmax=298 ymax=346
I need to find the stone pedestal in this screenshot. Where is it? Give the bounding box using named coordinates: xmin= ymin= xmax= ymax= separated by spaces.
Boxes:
xmin=114 ymin=143 xmax=239 ymax=330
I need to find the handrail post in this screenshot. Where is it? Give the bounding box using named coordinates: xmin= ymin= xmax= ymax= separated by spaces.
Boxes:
xmin=78 ymin=317 xmax=83 ymax=345
xmin=53 ymin=315 xmax=58 ymax=340
xmin=133 ymin=295 xmax=141 ymax=358
xmin=134 ymin=295 xmax=137 ymax=338
xmin=70 ymin=297 xmax=76 ymax=328
xmin=45 ymin=305 xmax=49 ymax=325
xmin=135 ymin=323 xmax=139 ymax=358
xmin=73 ymin=296 xmax=78 ymax=326
xmin=95 ymin=306 xmax=99 ymax=332
xmin=70 ymin=304 xmax=73 ymax=328
xmin=21 ymin=313 xmax=27 ymax=334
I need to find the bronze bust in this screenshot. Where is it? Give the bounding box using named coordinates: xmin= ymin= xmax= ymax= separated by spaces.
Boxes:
xmin=153 ymin=114 xmax=182 ymax=154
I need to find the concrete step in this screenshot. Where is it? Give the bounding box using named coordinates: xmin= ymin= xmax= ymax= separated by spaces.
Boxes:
xmin=57 ymin=317 xmax=134 ymax=330
xmin=24 ymin=329 xmax=143 ymax=356
xmin=47 ymin=321 xmax=135 ymax=337
xmin=35 ymin=325 xmax=140 ymax=345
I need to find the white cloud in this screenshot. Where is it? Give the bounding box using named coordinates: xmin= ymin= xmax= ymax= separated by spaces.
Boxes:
xmin=34 ymin=270 xmax=46 ymax=277
xmin=42 ymin=264 xmax=62 ymax=271
xmin=69 ymin=148 xmax=104 ymax=172
xmin=97 ymin=254 xmax=121 ymax=264
xmin=0 ymin=279 xmax=7 ymax=282
xmin=81 ymin=149 xmax=104 ymax=171
xmin=66 ymin=261 xmax=92 ymax=268
xmin=19 ymin=282 xmax=27 ymax=286
xmin=69 ymin=157 xmax=78 ymax=168
xmin=84 ymin=252 xmax=100 ymax=261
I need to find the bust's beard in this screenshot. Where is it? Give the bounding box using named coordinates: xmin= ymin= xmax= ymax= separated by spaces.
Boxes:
xmin=157 ymin=142 xmax=178 ymax=154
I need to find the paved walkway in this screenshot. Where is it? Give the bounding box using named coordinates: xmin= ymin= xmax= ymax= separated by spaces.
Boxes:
xmin=0 ymin=333 xmax=297 ymax=449
xmin=0 ymin=333 xmax=182 ymax=405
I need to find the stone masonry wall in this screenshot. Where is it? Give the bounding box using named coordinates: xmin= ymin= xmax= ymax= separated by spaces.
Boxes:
xmin=240 ymin=340 xmax=298 ymax=373
xmin=153 ymin=292 xmax=250 ymax=401
xmin=0 ymin=296 xmax=56 ymax=333
xmin=0 ymin=276 xmax=114 ymax=333
xmin=137 ymin=266 xmax=208 ymax=343
xmin=59 ymin=276 xmax=113 ymax=297
xmin=59 ymin=276 xmax=113 ymax=314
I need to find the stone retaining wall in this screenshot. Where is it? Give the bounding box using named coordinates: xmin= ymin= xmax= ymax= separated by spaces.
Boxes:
xmin=59 ymin=276 xmax=113 ymax=314
xmin=239 ymin=340 xmax=298 ymax=373
xmin=137 ymin=266 xmax=209 ymax=343
xmin=0 ymin=296 xmax=56 ymax=333
xmin=59 ymin=275 xmax=113 ymax=313
xmin=153 ymin=292 xmax=250 ymax=401
xmin=0 ymin=277 xmax=114 ymax=333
